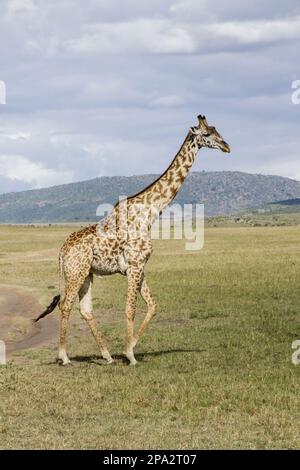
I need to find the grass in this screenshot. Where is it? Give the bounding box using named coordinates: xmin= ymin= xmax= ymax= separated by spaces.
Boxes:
xmin=0 ymin=224 xmax=300 ymax=449
xmin=207 ymin=211 xmax=300 ymax=227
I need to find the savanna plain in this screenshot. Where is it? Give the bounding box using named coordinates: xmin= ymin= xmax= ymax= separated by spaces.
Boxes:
xmin=0 ymin=220 xmax=300 ymax=449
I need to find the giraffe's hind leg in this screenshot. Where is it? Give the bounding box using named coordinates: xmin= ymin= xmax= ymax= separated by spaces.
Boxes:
xmin=79 ymin=274 xmax=114 ymax=364
xmin=124 ymin=267 xmax=144 ymax=365
xmin=58 ymin=262 xmax=92 ymax=365
xmin=58 ymin=285 xmax=80 ymax=365
xmin=133 ymin=278 xmax=157 ymax=346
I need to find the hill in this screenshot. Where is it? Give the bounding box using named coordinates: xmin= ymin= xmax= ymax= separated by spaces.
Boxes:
xmin=0 ymin=171 xmax=300 ymax=223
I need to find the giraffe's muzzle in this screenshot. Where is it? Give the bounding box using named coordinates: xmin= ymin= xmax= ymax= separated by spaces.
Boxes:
xmin=221 ymin=141 xmax=231 ymax=153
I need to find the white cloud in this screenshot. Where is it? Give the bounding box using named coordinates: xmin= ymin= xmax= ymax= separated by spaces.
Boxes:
xmin=250 ymin=158 xmax=300 ymax=182
xmin=207 ymin=16 xmax=300 ymax=45
xmin=5 ymin=0 xmax=37 ymax=21
xmin=66 ymin=19 xmax=196 ymax=55
xmin=0 ymin=154 xmax=73 ymax=187
xmin=80 ymin=138 xmax=169 ymax=177
xmin=49 ymin=133 xmax=73 ymax=145
xmin=64 ymin=15 xmax=300 ymax=58
xmin=170 ymin=0 xmax=208 ymax=17
xmin=150 ymin=95 xmax=186 ymax=108
xmin=2 ymin=132 xmax=31 ymax=141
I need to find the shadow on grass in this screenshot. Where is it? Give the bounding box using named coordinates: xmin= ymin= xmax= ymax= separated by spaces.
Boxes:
xmin=69 ymin=348 xmax=206 ymax=366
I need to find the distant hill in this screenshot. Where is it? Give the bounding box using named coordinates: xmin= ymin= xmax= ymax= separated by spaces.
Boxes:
xmin=270 ymin=198 xmax=300 ymax=207
xmin=248 ymin=198 xmax=300 ymax=215
xmin=0 ymin=171 xmax=300 ymax=223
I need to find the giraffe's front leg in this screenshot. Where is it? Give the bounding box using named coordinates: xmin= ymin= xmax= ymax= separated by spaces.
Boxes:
xmin=79 ymin=274 xmax=113 ymax=364
xmin=124 ymin=267 xmax=144 ymax=365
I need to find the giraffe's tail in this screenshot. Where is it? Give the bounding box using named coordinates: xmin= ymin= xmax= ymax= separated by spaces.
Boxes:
xmin=33 ymin=252 xmax=63 ymax=323
xmin=33 ymin=295 xmax=61 ymax=322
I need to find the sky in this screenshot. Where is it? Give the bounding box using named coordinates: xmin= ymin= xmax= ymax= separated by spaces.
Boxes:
xmin=0 ymin=0 xmax=299 ymax=194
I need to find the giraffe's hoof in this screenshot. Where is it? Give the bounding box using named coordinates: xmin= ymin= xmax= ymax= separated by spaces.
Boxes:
xmin=61 ymin=361 xmax=73 ymax=366
xmin=106 ymin=358 xmax=115 ymax=365
xmin=102 ymin=352 xmax=114 ymax=364
xmin=124 ymin=351 xmax=138 ymax=365
xmin=56 ymin=358 xmax=73 ymax=366
xmin=129 ymin=360 xmax=138 ymax=366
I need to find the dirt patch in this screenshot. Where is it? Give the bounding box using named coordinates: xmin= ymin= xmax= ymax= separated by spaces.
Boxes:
xmin=0 ymin=287 xmax=58 ymax=357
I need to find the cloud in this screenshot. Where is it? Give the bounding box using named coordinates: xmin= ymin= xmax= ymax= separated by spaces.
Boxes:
xmin=0 ymin=0 xmax=299 ymax=193
xmin=0 ymin=154 xmax=73 ymax=188
xmin=4 ymin=0 xmax=37 ymax=21
xmin=66 ymin=19 xmax=196 ymax=55
xmin=80 ymin=138 xmax=170 ymax=177
xmin=170 ymin=0 xmax=208 ymax=18
xmin=1 ymin=132 xmax=31 ymax=141
xmin=207 ymin=16 xmax=300 ymax=45
xmin=241 ymin=152 xmax=300 ymax=182
xmin=64 ymin=15 xmax=300 ymax=58
xmin=149 ymin=95 xmax=187 ymax=108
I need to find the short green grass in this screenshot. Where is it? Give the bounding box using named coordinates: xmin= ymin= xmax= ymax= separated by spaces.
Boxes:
xmin=0 ymin=224 xmax=300 ymax=449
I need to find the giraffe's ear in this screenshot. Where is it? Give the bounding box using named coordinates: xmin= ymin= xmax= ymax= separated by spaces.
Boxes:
xmin=189 ymin=126 xmax=199 ymax=134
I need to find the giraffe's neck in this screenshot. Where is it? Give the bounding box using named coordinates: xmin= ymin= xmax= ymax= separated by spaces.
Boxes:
xmin=132 ymin=132 xmax=198 ymax=214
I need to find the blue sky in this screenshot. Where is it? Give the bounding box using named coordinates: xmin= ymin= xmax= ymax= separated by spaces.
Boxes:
xmin=0 ymin=0 xmax=299 ymax=193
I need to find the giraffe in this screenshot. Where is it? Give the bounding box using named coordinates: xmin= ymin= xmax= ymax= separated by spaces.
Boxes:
xmin=34 ymin=115 xmax=230 ymax=366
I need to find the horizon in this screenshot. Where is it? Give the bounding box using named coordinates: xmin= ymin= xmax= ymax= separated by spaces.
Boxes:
xmin=0 ymin=169 xmax=299 ymax=197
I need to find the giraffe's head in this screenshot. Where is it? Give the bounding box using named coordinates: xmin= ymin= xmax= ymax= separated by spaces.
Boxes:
xmin=190 ymin=115 xmax=230 ymax=153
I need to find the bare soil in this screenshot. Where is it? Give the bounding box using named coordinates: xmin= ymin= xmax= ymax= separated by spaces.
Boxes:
xmin=0 ymin=286 xmax=58 ymax=356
